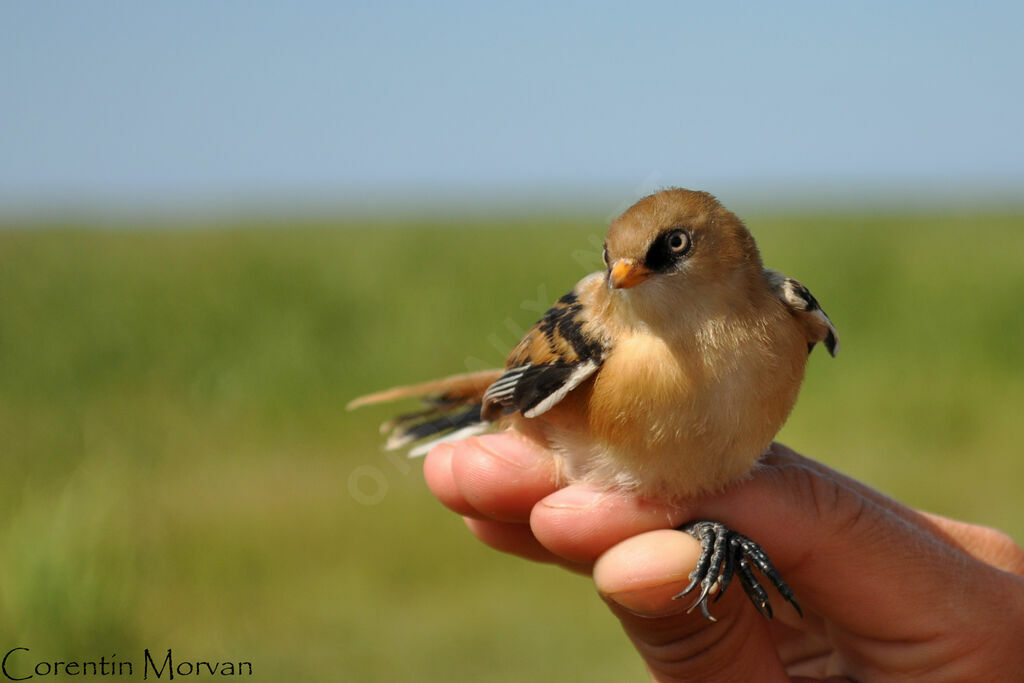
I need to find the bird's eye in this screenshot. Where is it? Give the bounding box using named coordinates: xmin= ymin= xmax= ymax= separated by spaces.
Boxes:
xmin=667 ymin=230 xmax=690 ymax=254
xmin=643 ymin=228 xmax=693 ymax=272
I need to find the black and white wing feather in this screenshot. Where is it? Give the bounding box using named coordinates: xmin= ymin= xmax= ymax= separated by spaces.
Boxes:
xmin=482 ymin=281 xmax=610 ymax=420
xmin=766 ymin=269 xmax=840 ymax=356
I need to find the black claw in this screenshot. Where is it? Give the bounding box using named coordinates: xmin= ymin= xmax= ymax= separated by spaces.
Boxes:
xmin=712 ymin=536 xmax=736 ymax=604
xmin=672 ymin=520 xmax=801 ymax=621
xmin=739 ymin=535 xmax=804 ymax=618
xmin=687 ymin=581 xmax=716 ymax=622
xmin=736 ymin=554 xmax=773 ymax=619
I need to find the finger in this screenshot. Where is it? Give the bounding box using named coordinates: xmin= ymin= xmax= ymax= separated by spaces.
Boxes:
xmin=531 ymin=485 xmax=684 ymax=565
xmin=762 ymin=444 xmax=1024 ymax=581
xmin=594 ymin=529 xmax=789 ymax=682
xmin=762 ymin=444 xmax=968 ymax=545
xmin=448 ymin=433 xmax=558 ymax=523
xmin=918 ymin=512 xmax=1024 ymax=576
xmin=424 ymin=443 xmax=478 ymax=517
xmin=463 ymin=517 xmax=589 ymax=572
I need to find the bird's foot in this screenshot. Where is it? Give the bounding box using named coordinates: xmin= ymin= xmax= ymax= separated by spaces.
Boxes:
xmin=674 ymin=520 xmax=802 ymax=622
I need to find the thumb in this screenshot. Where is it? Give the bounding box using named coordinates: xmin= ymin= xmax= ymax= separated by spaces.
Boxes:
xmin=594 ymin=529 xmax=790 ymax=682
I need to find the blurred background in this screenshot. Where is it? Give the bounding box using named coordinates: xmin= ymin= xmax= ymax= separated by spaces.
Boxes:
xmin=2 ymin=2 xmax=1022 ymax=680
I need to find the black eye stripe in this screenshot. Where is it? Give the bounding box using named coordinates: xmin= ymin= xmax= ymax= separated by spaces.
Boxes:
xmin=644 ymin=228 xmax=691 ymax=272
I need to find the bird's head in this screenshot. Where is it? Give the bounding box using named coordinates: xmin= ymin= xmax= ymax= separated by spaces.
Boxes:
xmin=603 ymin=188 xmax=762 ymax=297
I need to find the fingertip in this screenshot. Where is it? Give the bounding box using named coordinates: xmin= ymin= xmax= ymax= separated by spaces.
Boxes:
xmin=594 ymin=529 xmax=699 ymax=616
xmin=592 ymin=530 xmax=786 ymax=680
xmin=424 ymin=443 xmax=478 ymax=517
xmin=449 ymin=433 xmax=557 ymax=523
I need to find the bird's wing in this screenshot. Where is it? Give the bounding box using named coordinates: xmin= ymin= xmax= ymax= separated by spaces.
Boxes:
xmin=349 ymin=274 xmax=611 ymax=454
xmin=483 ymin=274 xmax=611 ymax=420
xmin=765 ymin=269 xmax=840 ymax=356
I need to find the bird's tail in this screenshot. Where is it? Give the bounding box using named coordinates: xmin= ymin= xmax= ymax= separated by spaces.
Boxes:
xmin=347 ymin=370 xmax=503 ymax=456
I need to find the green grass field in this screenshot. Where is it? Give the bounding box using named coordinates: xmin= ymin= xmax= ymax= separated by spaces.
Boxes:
xmin=1 ymin=209 xmax=1022 ymax=681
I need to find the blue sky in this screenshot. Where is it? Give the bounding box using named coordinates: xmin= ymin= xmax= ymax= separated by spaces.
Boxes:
xmin=3 ymin=1 xmax=1022 ymax=213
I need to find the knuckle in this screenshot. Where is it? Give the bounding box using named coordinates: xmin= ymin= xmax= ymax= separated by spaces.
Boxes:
xmin=974 ymin=526 xmax=1024 ymax=574
xmin=798 ymin=465 xmax=871 ymax=537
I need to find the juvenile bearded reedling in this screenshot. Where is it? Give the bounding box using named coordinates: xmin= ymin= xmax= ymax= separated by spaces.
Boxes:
xmin=349 ymin=188 xmax=839 ymax=620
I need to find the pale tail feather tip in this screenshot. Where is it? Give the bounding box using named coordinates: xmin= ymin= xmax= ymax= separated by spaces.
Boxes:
xmin=407 ymin=423 xmax=490 ymax=458
xmin=385 ymin=431 xmax=415 ymax=451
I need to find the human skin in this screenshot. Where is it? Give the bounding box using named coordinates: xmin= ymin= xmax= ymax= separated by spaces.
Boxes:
xmin=424 ymin=433 xmax=1024 ymax=682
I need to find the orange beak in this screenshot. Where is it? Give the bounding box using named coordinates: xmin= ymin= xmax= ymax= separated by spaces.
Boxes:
xmin=609 ymin=259 xmax=653 ymax=289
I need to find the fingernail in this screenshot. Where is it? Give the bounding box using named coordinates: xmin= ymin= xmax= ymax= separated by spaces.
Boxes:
xmin=540 ymin=484 xmax=607 ymax=510
xmin=605 ymin=582 xmax=692 ymax=617
xmin=475 ymin=436 xmax=544 ymax=470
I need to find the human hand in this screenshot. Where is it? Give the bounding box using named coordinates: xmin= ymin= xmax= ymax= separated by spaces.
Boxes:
xmin=424 ymin=433 xmax=1024 ymax=681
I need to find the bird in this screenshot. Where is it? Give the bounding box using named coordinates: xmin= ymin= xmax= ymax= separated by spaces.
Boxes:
xmin=349 ymin=187 xmax=838 ymax=620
